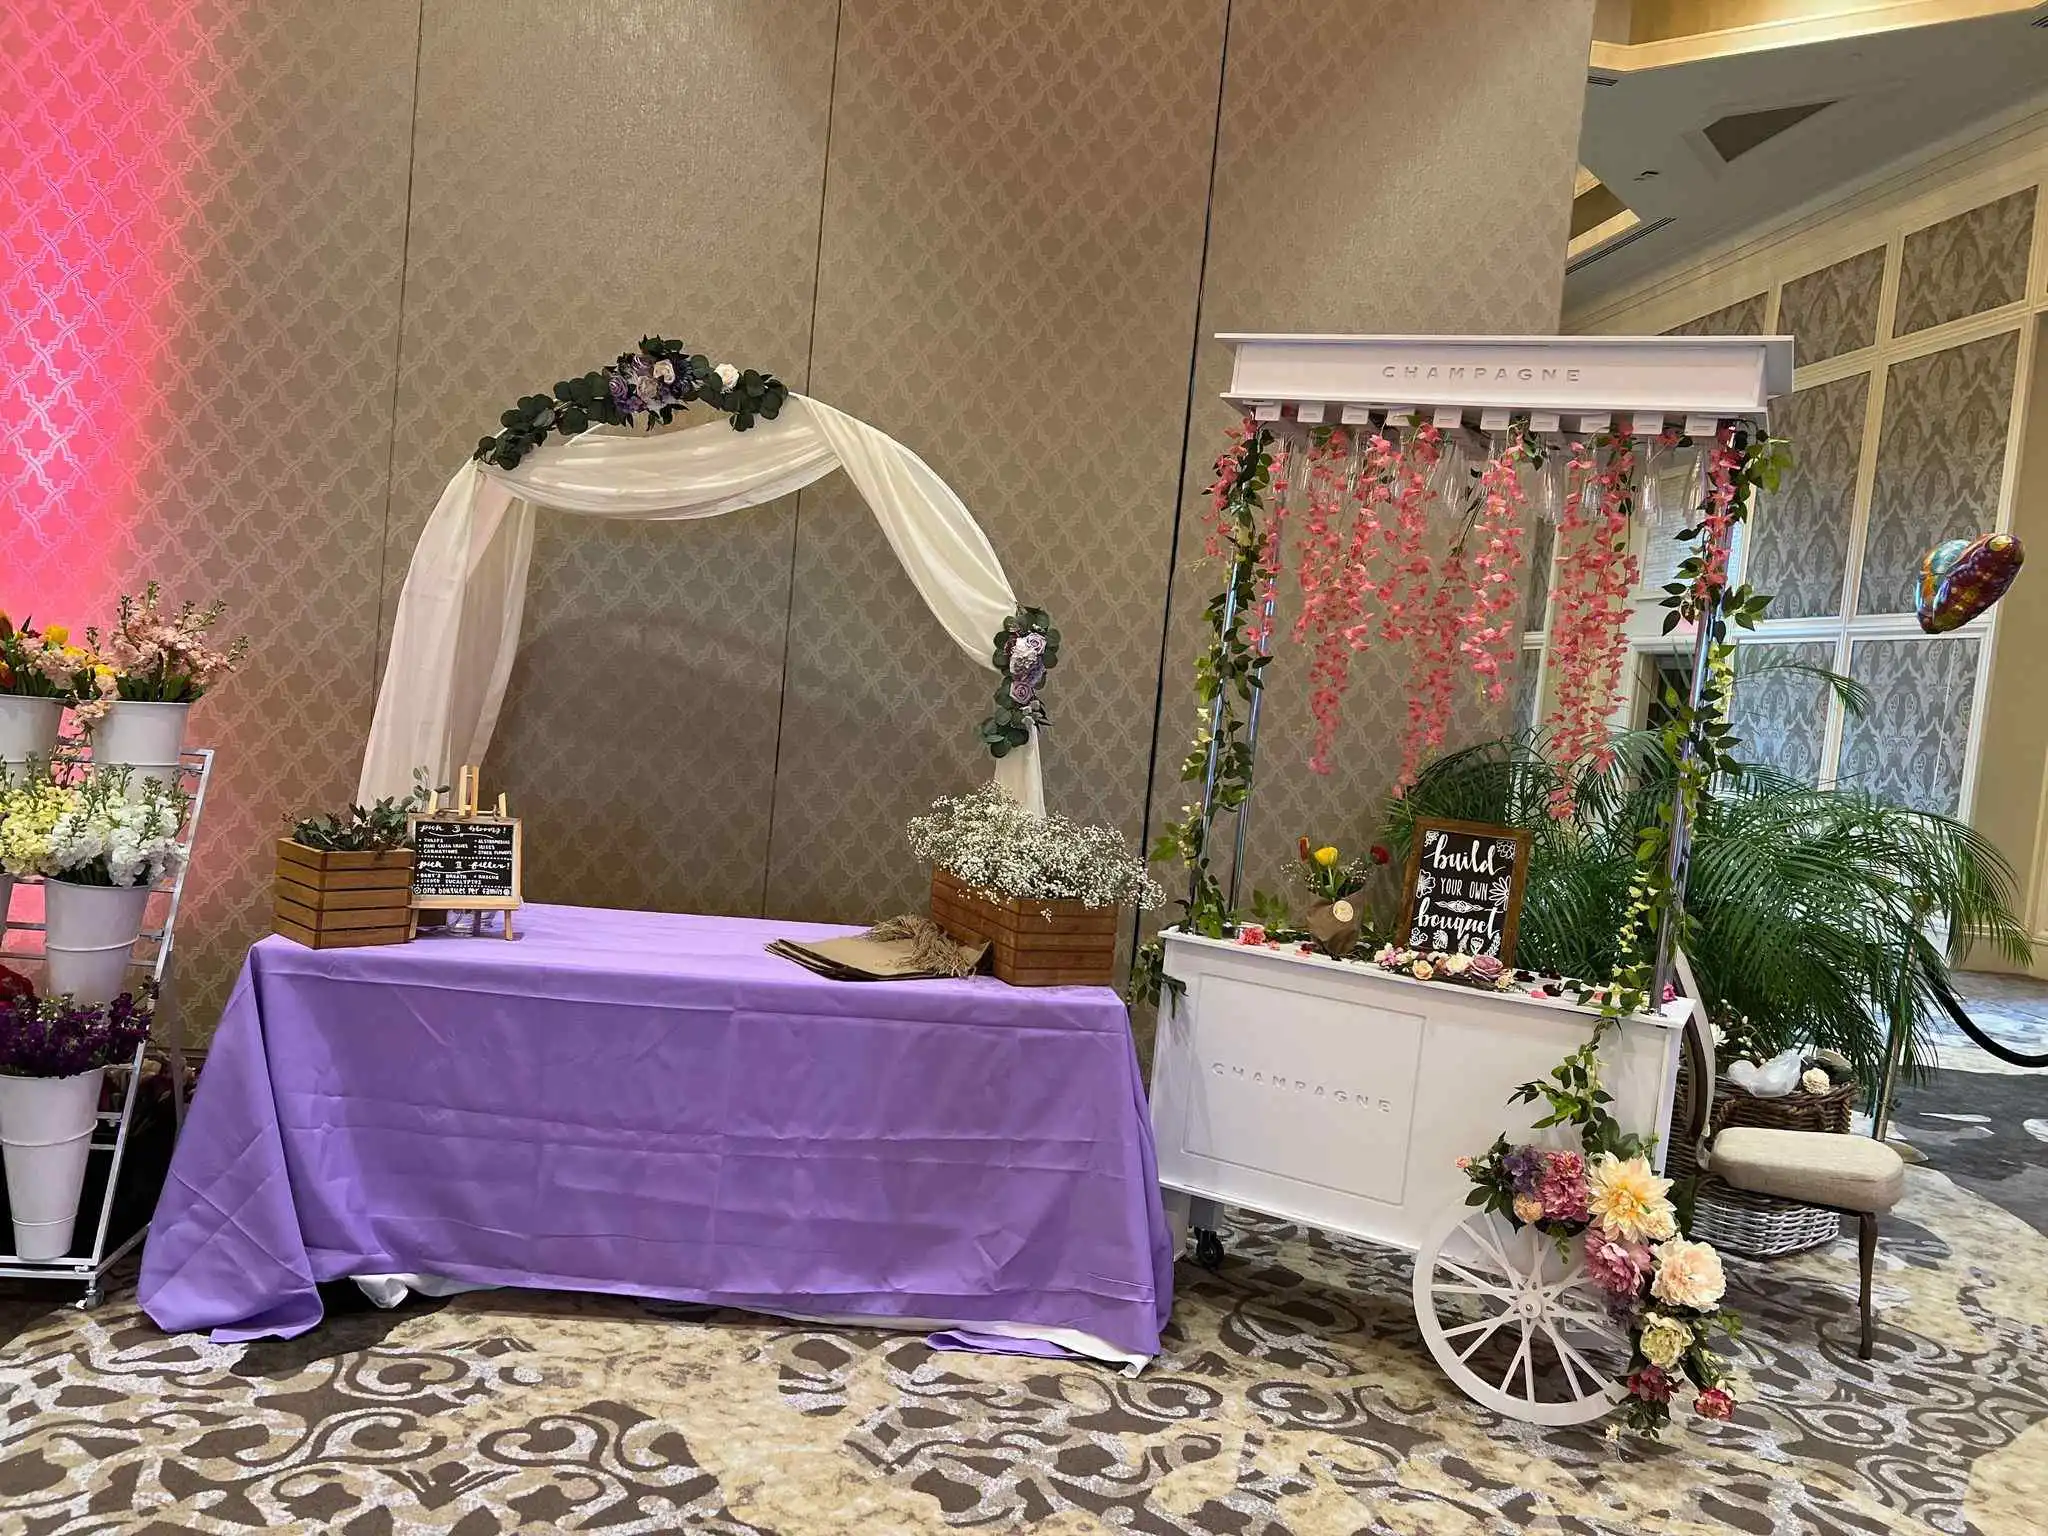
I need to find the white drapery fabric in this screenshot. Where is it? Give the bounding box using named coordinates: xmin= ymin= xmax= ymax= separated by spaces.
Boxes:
xmin=359 ymin=394 xmax=1041 ymax=811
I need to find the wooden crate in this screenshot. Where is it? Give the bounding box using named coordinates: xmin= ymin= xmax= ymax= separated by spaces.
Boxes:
xmin=929 ymin=867 xmax=1119 ymax=987
xmin=274 ymin=839 xmax=414 ymax=950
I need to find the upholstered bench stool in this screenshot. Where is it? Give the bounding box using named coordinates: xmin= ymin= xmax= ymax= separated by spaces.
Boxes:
xmin=1709 ymin=1127 xmax=1907 ymax=1359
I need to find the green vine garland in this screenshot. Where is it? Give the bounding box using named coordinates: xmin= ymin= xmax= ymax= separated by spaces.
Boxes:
xmin=1598 ymin=427 xmax=1790 ymax=1026
xmin=474 ymin=335 xmax=790 ymax=472
xmin=1130 ymin=422 xmax=1275 ymax=1004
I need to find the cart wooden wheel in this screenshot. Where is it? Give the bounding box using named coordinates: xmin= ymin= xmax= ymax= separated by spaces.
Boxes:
xmin=1412 ymin=1202 xmax=1628 ymax=1426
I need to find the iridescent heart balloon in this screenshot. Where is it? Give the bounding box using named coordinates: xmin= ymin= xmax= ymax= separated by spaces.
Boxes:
xmin=1917 ymin=532 xmax=2024 ymax=634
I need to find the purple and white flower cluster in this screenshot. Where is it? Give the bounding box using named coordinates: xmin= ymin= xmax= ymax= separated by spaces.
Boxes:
xmin=1007 ymin=630 xmax=1048 ymax=706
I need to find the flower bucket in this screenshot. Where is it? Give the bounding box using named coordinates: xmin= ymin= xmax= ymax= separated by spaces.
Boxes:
xmin=89 ymin=700 xmax=188 ymax=797
xmin=0 ymin=695 xmax=63 ymax=777
xmin=0 ymin=874 xmax=12 ymax=928
xmin=0 ymin=1068 xmax=103 ymax=1260
xmin=42 ymin=881 xmax=150 ymax=1005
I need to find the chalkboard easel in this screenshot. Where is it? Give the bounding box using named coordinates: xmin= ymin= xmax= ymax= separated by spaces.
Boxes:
xmin=408 ymin=765 xmax=523 ymax=941
xmin=1396 ymin=816 xmax=1530 ymax=964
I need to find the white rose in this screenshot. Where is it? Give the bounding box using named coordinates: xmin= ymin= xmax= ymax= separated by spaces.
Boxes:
xmin=714 ymin=362 xmax=740 ymax=391
xmin=651 ymin=358 xmax=676 ymax=384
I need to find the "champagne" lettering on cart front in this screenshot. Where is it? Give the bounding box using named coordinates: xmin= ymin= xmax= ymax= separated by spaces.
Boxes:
xmin=1210 ymin=1061 xmax=1393 ymax=1113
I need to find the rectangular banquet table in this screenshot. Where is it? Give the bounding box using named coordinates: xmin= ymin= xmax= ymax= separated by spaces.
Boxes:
xmin=139 ymin=905 xmax=1173 ymax=1366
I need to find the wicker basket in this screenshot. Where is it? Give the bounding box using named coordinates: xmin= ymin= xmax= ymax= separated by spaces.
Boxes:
xmin=1691 ymin=1178 xmax=1843 ymax=1259
xmin=1712 ymin=1076 xmax=1857 ymax=1137
xmin=1666 ymin=1054 xmax=1859 ymax=1258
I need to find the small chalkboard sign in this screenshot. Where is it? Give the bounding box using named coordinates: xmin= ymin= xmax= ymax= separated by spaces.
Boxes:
xmin=408 ymin=816 xmax=522 ymax=911
xmin=1397 ymin=817 xmax=1530 ymax=964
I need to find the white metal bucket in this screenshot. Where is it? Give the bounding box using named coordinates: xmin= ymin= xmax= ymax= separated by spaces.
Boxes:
xmin=0 ymin=1068 xmax=103 ymax=1261
xmin=0 ymin=695 xmax=63 ymax=778
xmin=42 ymin=881 xmax=149 ymax=1004
xmin=89 ymin=700 xmax=188 ymax=797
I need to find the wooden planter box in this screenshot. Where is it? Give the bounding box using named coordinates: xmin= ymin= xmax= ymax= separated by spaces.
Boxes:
xmin=929 ymin=867 xmax=1119 ymax=987
xmin=274 ymin=840 xmax=414 ymax=949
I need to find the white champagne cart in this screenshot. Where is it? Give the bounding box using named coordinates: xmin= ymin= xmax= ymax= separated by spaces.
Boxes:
xmin=1149 ymin=332 xmax=1791 ymax=1425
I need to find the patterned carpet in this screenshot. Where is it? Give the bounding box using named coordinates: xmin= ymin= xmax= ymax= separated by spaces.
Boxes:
xmin=2 ymin=1144 xmax=2046 ymax=1534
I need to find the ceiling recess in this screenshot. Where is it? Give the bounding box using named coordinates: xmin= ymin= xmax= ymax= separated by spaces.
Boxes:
xmin=1700 ymin=100 xmax=1836 ymax=162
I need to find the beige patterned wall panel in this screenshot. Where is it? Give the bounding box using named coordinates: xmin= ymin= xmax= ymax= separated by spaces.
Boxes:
xmin=1744 ymin=373 xmax=1865 ymax=618
xmin=1663 ymin=294 xmax=1766 ymax=337
xmin=1895 ymin=189 xmax=2036 ymax=337
xmin=1858 ymin=330 xmax=2019 ymax=614
xmin=1778 ymin=247 xmax=1882 ymax=365
xmin=1146 ymin=0 xmax=1596 ymax=922
xmin=0 ymin=2 xmax=421 ymax=1033
xmin=764 ymin=0 xmax=1230 ymax=920
xmin=387 ymin=1 xmax=839 ymax=916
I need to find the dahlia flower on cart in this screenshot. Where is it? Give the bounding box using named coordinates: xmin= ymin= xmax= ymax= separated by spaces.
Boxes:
xmin=1458 ymin=1042 xmax=1743 ymax=1437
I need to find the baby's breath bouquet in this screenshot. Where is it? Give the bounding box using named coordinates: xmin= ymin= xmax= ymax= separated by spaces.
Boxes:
xmin=907 ymin=784 xmax=1160 ymax=910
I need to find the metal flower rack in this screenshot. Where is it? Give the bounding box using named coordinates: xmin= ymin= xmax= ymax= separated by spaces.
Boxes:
xmin=0 ymin=747 xmax=213 ymax=1307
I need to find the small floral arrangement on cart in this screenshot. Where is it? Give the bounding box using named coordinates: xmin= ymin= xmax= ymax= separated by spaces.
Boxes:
xmin=1448 ymin=1042 xmax=1743 ymax=1436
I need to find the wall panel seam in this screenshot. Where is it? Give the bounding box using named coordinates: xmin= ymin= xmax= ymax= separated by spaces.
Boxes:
xmin=759 ymin=0 xmax=846 ymax=919
xmin=368 ymin=0 xmax=428 ymax=737
xmin=1130 ymin=0 xmax=1235 ymax=971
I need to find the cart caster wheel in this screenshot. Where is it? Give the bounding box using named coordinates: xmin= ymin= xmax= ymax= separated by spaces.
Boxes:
xmin=76 ymin=1286 xmax=103 ymax=1312
xmin=1193 ymin=1228 xmax=1225 ymax=1270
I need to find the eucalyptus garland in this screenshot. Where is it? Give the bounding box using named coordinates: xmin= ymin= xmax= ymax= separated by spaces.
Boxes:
xmin=978 ymin=607 xmax=1059 ymax=758
xmin=473 ymin=335 xmax=790 ymax=471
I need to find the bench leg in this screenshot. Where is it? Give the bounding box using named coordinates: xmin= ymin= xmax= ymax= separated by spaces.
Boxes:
xmin=1857 ymin=1210 xmax=1877 ymax=1360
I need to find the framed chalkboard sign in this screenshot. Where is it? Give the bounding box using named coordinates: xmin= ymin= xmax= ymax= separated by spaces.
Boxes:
xmin=408 ymin=815 xmax=523 ymax=912
xmin=1397 ymin=817 xmax=1530 ymax=964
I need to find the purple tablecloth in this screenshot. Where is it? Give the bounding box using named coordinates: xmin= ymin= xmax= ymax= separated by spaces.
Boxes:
xmin=139 ymin=905 xmax=1172 ymax=1362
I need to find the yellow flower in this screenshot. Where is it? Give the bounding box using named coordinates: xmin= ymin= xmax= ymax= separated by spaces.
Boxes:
xmin=1587 ymin=1154 xmax=1677 ymax=1244
xmin=1639 ymin=1313 xmax=1692 ymax=1369
xmin=1313 ymin=846 xmax=1339 ymax=867
xmin=41 ymin=623 xmax=67 ymax=646
xmin=1513 ymin=1193 xmax=1544 ymax=1225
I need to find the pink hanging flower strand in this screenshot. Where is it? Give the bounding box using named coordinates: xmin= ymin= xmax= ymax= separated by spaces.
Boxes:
xmin=1539 ymin=432 xmax=1642 ymax=816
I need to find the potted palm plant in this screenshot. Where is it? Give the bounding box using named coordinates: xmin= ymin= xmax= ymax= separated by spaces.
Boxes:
xmin=0 ymin=981 xmax=153 ymax=1259
xmin=1382 ymin=730 xmax=2030 ymax=1092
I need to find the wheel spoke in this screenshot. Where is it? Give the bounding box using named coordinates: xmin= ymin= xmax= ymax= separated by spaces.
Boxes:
xmin=1466 ymin=1217 xmax=1518 ymax=1277
xmin=1549 ymin=1307 xmax=1621 ymax=1342
xmin=1437 ymin=1256 xmax=1511 ymax=1291
xmin=1433 ymin=1282 xmax=1512 ymax=1297
xmin=1441 ymin=1314 xmax=1509 ymax=1340
xmin=1497 ymin=1322 xmax=1532 ymax=1395
xmin=1456 ymin=1314 xmax=1511 ymax=1362
xmin=1539 ymin=1319 xmax=1589 ymax=1397
xmin=1540 ymin=1317 xmax=1608 ymax=1399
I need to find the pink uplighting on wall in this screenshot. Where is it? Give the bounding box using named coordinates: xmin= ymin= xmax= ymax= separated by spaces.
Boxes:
xmin=1 ymin=0 xmax=217 ymax=619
